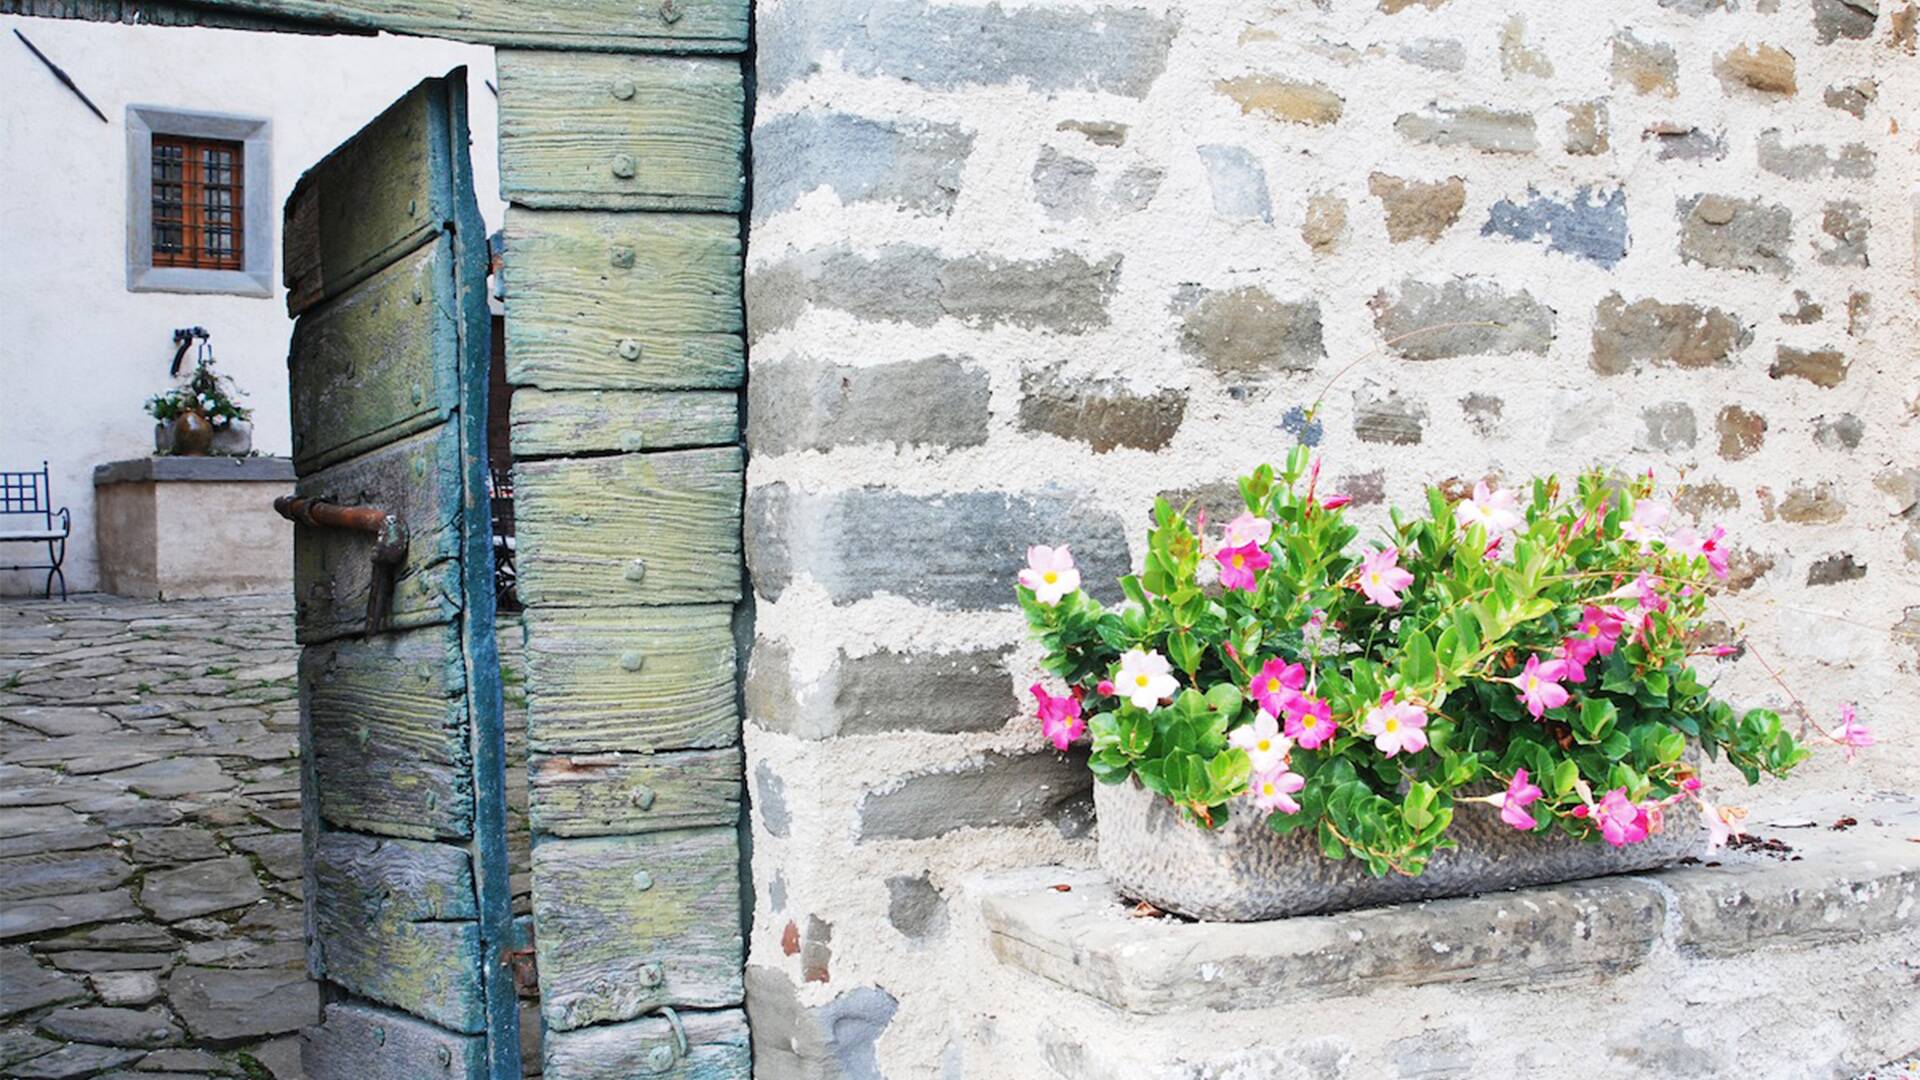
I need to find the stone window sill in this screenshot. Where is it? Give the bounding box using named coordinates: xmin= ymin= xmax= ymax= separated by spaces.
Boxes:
xmin=977 ymin=800 xmax=1918 ymax=1016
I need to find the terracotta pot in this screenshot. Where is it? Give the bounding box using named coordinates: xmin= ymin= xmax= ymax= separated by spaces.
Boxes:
xmin=171 ymin=411 xmax=215 ymax=456
xmin=1094 ymin=775 xmax=1701 ymax=921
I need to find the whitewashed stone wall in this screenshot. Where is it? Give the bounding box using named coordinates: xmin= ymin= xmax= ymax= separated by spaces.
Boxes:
xmin=742 ymin=0 xmax=1919 ymax=1074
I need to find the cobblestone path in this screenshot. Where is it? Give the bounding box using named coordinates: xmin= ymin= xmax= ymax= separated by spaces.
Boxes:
xmin=1 ymin=595 xmax=312 ymax=1079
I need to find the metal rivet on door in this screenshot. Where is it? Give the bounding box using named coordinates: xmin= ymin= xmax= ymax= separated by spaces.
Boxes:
xmin=624 ymin=558 xmax=648 ymax=582
xmin=611 ymin=153 xmax=638 ymax=179
xmin=619 ymin=650 xmax=645 ymax=672
xmin=610 ymin=246 xmax=636 ymax=269
xmin=617 ymin=338 xmax=643 ymax=361
xmin=612 ymin=79 xmax=636 ymax=100
xmin=632 ymin=869 xmax=654 ymax=891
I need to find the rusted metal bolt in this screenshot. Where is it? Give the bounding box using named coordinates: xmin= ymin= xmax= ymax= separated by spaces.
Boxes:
xmin=611 ymin=153 xmax=638 ymax=179
xmin=639 ymin=962 xmax=664 ymax=987
xmin=610 ymin=245 xmax=636 ymax=269
xmin=632 ymin=869 xmax=654 ymax=891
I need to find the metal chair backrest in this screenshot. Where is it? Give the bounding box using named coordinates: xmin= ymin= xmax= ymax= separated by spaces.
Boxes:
xmin=0 ymin=462 xmax=55 ymax=531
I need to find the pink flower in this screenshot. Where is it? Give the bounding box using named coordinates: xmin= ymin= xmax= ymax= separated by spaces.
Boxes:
xmin=1228 ymin=711 xmax=1292 ymax=773
xmin=1574 ymin=605 xmax=1627 ymax=657
xmin=1506 ymin=654 xmax=1571 ymax=719
xmin=1222 ymin=512 xmax=1273 ymax=548
xmin=1556 ymin=638 xmax=1590 ymax=684
xmin=1835 ymin=703 xmax=1873 ymax=762
xmin=1496 ymin=770 xmax=1543 ymax=830
xmin=1319 ymin=494 xmax=1352 ymax=511
xmin=1116 ymin=649 xmax=1179 ymax=710
xmin=1095 ymin=679 xmax=1115 ymax=698
xmin=1454 ymin=481 xmax=1524 ymax=536
xmin=1355 ymin=546 xmax=1414 ymax=609
xmin=1030 ymin=683 xmax=1084 ymax=751
xmin=1593 ymin=788 xmax=1649 ymax=847
xmin=1698 ymin=791 xmax=1735 ymax=854
xmin=1282 ymin=693 xmax=1336 ymax=750
xmin=1250 ymin=767 xmax=1306 ymax=813
xmin=1620 ymin=501 xmax=1669 ymax=551
xmin=1019 ymin=545 xmax=1081 ymax=605
xmin=1670 ymin=525 xmax=1731 ymax=579
xmin=1362 ymin=692 xmax=1428 ymax=757
xmin=1247 ymin=658 xmax=1306 ymax=719
xmin=1214 ymin=541 xmax=1271 ymax=593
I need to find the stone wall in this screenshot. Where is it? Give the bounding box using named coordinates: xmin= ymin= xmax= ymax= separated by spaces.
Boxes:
xmin=743 ymin=0 xmax=1919 ymax=1074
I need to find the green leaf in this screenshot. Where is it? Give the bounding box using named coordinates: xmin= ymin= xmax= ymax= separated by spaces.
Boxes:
xmin=1317 ymin=822 xmax=1348 ymax=861
xmin=1551 ymin=758 xmax=1580 ymax=798
xmin=1575 ymin=698 xmax=1618 ymax=745
xmin=1087 ymin=750 xmax=1131 ymax=783
xmin=1205 ymin=749 xmax=1252 ymax=801
xmin=1402 ymin=781 xmax=1437 ymax=831
xmin=1402 ymin=629 xmax=1436 ymax=688
xmin=1117 ymin=714 xmax=1153 ymax=757
xmin=1119 ymin=575 xmax=1148 ymax=607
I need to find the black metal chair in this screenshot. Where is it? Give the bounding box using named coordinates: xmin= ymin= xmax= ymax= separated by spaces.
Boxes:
xmin=0 ymin=461 xmax=71 ymax=600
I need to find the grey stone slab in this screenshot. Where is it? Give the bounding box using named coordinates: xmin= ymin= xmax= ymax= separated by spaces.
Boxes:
xmin=124 ymin=827 xmax=226 ymax=866
xmin=746 ymin=485 xmax=1131 ymax=611
xmin=37 ymin=922 xmax=176 ymax=952
xmin=1664 ymin=828 xmax=1918 ymax=956
xmin=748 ymin=355 xmax=990 ymax=455
xmin=91 ymin=457 xmax=294 ymax=485
xmin=40 ymin=1006 xmax=182 ymax=1048
xmin=229 ymin=833 xmax=301 ymax=881
xmin=1371 ymin=275 xmax=1554 ymax=359
xmin=10 ymin=1042 xmax=145 ymax=1078
xmin=746 ymin=965 xmax=896 ymax=1080
xmin=1196 ymin=145 xmax=1272 ymax=223
xmin=0 ymin=805 xmax=85 ymax=838
xmin=0 ymin=946 xmax=88 ymax=1017
xmin=0 ymin=849 xmax=135 ymax=901
xmin=0 ymin=888 xmax=141 ymax=940
xmin=1482 ymin=186 xmax=1629 ymax=267
xmin=747 ymin=640 xmax=1014 ymax=739
xmin=98 ymin=759 xmax=237 ymax=799
xmin=0 ymin=1028 xmax=60 ymax=1069
xmin=1677 ymin=194 xmax=1792 ymax=277
xmin=858 ymin=750 xmax=1092 ymax=841
xmin=1175 ymin=286 xmax=1324 ymax=378
xmin=166 ymin=966 xmax=319 ymax=1041
xmin=135 ymin=1047 xmax=232 ymax=1073
xmin=753 ymin=111 xmax=973 ymax=222
xmin=90 ymin=970 xmax=163 ymax=1006
xmin=0 ymin=706 xmax=119 ymax=736
xmin=139 ymin=857 xmax=264 ymax=922
xmin=46 ymin=949 xmax=175 ymax=973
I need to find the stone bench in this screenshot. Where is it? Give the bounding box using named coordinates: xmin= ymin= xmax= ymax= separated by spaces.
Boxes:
xmin=960 ymin=798 xmax=1918 ymax=1078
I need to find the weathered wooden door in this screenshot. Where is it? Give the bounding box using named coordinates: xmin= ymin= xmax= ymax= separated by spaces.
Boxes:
xmin=281 ymin=70 xmax=520 ymax=1079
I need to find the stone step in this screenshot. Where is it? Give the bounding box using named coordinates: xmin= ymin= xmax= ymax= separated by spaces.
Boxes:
xmin=961 ymin=806 xmax=1919 ymax=1078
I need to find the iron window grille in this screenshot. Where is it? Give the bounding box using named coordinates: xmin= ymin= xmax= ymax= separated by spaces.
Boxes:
xmin=151 ymin=134 xmax=245 ymax=271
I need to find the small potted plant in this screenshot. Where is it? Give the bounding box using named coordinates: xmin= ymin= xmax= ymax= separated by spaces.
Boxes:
xmin=149 ymin=356 xmax=252 ymax=456
xmin=1018 ymin=447 xmax=1871 ymax=920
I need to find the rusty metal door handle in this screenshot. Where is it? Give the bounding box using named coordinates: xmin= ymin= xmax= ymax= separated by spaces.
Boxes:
xmin=274 ymin=496 xmax=409 ymax=633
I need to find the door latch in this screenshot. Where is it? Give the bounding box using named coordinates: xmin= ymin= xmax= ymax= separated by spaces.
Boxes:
xmin=274 ymin=496 xmax=409 ymax=633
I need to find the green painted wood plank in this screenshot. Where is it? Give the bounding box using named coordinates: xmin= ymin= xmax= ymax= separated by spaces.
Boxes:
xmin=284 ymin=77 xmax=453 ymax=315
xmin=311 ymin=831 xmax=487 ymax=1034
xmin=301 ymin=625 xmax=473 ymax=841
xmin=542 ymin=1007 xmax=749 ymax=1080
xmin=522 ymin=605 xmax=736 ymax=755
xmin=531 ymin=830 xmax=743 ymax=1032
xmin=291 ymin=423 xmax=463 ymax=646
xmin=304 ymin=1001 xmax=488 ymax=1080
xmin=512 ymin=446 xmax=742 ymax=607
xmin=0 ymin=0 xmax=343 ymax=33
xmin=529 ymin=748 xmax=741 ymax=837
xmin=192 ymin=0 xmax=749 ymax=52
xmin=503 ymin=209 xmax=742 ymax=390
xmin=498 ymin=51 xmax=745 ymax=212
xmin=289 ymin=235 xmax=459 ymax=476
xmin=509 ymin=389 xmax=738 ymax=457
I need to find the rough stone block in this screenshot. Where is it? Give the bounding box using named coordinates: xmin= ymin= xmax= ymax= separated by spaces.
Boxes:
xmin=1301 ymin=194 xmax=1347 ymax=253
xmin=1770 ymin=345 xmax=1849 ymax=388
xmin=1563 ymin=100 xmax=1609 ymax=155
xmin=747 ymin=639 xmax=1014 ymax=739
xmin=1677 ymin=195 xmax=1792 ymax=277
xmin=1778 ymin=482 xmax=1846 ymax=523
xmin=1813 ymin=413 xmax=1865 ymax=450
xmin=1824 ymin=78 xmax=1877 ymax=117
xmin=1368 ymin=173 xmax=1464 ymax=243
xmin=746 ymin=965 xmax=897 ymax=1080
xmin=1612 ymin=30 xmax=1678 ymax=96
xmin=1715 ymin=44 xmax=1797 ymax=97
xmin=1638 ymin=402 xmax=1698 ymax=451
xmin=1482 ymin=186 xmax=1628 ymax=266
xmin=1646 ymin=123 xmax=1727 ymax=162
xmin=1669 ymin=831 xmax=1915 ymax=956
xmin=748 ymin=245 xmax=1120 ymax=340
xmin=1033 ymin=147 xmax=1162 ymax=222
xmin=1214 ymin=76 xmax=1343 ymax=126
xmin=1018 ymin=368 xmax=1187 ymax=453
xmin=746 ymin=485 xmax=1132 ymax=609
xmin=1818 ymin=201 xmax=1870 ymax=267
xmin=1806 ymin=553 xmax=1867 ymax=585
xmin=1196 ymin=145 xmax=1273 ymax=223
xmin=1399 ymin=38 xmax=1465 ymax=72
xmin=1177 ymin=287 xmax=1324 ymax=377
xmin=886 ymin=873 xmax=950 ymax=940
xmin=1591 ymin=293 xmax=1750 ymax=374
xmin=1352 ymin=386 xmax=1428 ymax=445
xmin=758 ymin=0 xmax=1176 ymax=98
xmin=857 ymin=750 xmax=1093 ymax=841
xmin=1716 ymin=406 xmax=1768 ymax=460
xmin=1394 ymin=105 xmax=1537 ymax=154
xmin=1814 ymin=0 xmax=1879 ymax=43
xmin=753 ymin=111 xmax=972 ymax=221
xmin=1758 ymin=130 xmax=1875 ymax=180
xmin=1371 ymin=277 xmax=1554 ymax=360
xmin=748 ymin=355 xmax=990 ymax=455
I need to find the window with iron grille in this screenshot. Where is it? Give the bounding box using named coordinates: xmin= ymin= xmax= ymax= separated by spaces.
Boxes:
xmin=125 ymin=107 xmax=271 ymax=296
xmin=151 ymin=135 xmax=246 ymax=271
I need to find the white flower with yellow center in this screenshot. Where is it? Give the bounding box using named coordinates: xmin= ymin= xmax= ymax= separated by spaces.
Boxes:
xmin=1116 ymin=649 xmax=1179 ymax=710
xmin=1017 ymin=545 xmax=1081 ymax=605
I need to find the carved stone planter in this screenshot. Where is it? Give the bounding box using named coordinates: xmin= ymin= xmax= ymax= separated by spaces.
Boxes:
xmin=1095 ymin=776 xmax=1702 ymax=921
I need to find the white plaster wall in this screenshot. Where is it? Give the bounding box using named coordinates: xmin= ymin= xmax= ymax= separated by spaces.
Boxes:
xmin=0 ymin=14 xmax=503 ymax=595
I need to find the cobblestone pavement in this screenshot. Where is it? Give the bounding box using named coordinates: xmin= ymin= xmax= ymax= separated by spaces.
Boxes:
xmin=1 ymin=594 xmax=311 ymax=1079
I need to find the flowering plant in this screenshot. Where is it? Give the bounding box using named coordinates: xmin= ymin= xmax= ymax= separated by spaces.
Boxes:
xmin=146 ymin=357 xmax=251 ymax=429
xmin=1019 ymin=448 xmax=1869 ymax=878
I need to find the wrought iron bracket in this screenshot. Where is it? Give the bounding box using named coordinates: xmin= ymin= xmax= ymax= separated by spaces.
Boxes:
xmin=273 ymin=496 xmax=409 ymax=632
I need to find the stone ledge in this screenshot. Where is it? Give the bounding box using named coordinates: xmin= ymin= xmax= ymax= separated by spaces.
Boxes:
xmin=977 ymin=819 xmax=1917 ymax=1015
xmin=93 ymin=456 xmax=294 ymax=486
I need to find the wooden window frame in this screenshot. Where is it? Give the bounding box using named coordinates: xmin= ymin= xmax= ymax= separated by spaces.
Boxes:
xmin=126 ymin=107 xmax=272 ymax=297
xmin=151 ymin=134 xmax=246 ymax=271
